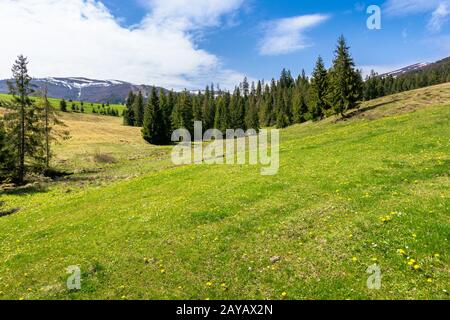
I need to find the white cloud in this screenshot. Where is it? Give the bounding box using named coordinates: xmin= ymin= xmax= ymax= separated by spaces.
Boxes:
xmin=0 ymin=0 xmax=246 ymax=90
xmin=384 ymin=0 xmax=442 ymax=15
xmin=385 ymin=0 xmax=450 ymax=32
xmin=258 ymin=14 xmax=329 ymax=56
xmin=428 ymin=3 xmax=450 ymax=31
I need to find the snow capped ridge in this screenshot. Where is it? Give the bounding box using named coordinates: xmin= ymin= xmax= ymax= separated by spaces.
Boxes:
xmin=382 ymin=62 xmax=431 ymax=78
xmin=40 ymin=77 xmax=131 ymax=89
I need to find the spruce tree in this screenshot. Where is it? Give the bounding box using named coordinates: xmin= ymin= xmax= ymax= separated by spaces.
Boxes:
xmin=37 ymin=87 xmax=67 ymax=169
xmin=0 ymin=119 xmax=14 ymax=181
xmin=202 ymin=85 xmax=215 ymax=130
xmin=123 ymin=91 xmax=135 ymax=126
xmin=158 ymin=89 xmax=171 ymax=143
xmin=171 ymin=90 xmax=193 ymax=135
xmin=214 ymin=92 xmax=231 ymax=133
xmin=142 ymin=87 xmax=166 ymax=145
xmin=60 ymin=99 xmax=67 ymax=112
xmin=310 ymin=56 xmax=329 ymax=119
xmin=327 ymin=35 xmax=363 ymax=118
xmin=245 ymin=90 xmax=259 ymax=131
xmin=4 ymin=55 xmax=37 ymax=183
xmin=133 ymin=91 xmax=145 ymax=126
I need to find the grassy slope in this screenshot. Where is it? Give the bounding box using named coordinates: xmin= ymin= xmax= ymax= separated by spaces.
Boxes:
xmin=0 ymin=84 xmax=449 ymax=300
xmin=0 ymin=93 xmax=125 ymax=115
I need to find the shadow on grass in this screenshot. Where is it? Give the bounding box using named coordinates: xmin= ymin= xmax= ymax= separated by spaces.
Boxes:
xmin=0 ymin=200 xmax=20 ymax=217
xmin=0 ymin=182 xmax=48 ymax=196
xmin=343 ymin=99 xmax=402 ymax=120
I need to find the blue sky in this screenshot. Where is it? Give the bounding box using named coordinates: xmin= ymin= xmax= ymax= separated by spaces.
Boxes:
xmin=104 ymin=0 xmax=450 ymax=82
xmin=1 ymin=0 xmax=449 ymax=89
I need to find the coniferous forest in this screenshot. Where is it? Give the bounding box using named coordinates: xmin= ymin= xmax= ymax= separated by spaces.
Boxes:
xmin=125 ymin=36 xmax=450 ymax=146
xmin=126 ymin=36 xmax=365 ymax=145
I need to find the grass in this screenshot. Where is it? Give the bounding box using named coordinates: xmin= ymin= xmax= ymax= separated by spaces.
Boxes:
xmin=0 ymin=83 xmax=449 ymax=300
xmin=0 ymin=93 xmax=125 ymax=115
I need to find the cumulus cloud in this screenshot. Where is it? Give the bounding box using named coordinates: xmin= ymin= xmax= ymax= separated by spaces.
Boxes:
xmin=0 ymin=0 xmax=246 ymax=90
xmin=258 ymin=14 xmax=329 ymax=56
xmin=384 ymin=0 xmax=450 ymax=32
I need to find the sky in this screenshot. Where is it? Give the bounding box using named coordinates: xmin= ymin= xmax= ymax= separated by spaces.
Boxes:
xmin=0 ymin=0 xmax=449 ymax=90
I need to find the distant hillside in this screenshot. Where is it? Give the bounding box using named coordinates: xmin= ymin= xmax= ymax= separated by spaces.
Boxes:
xmin=380 ymin=56 xmax=450 ymax=78
xmin=364 ymin=56 xmax=450 ymax=101
xmin=0 ymin=77 xmax=167 ymax=104
xmin=381 ymin=63 xmax=431 ymax=78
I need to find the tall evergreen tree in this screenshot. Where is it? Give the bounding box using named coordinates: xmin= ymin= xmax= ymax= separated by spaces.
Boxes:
xmin=123 ymin=91 xmax=136 ymax=126
xmin=0 ymin=119 xmax=14 ymax=181
xmin=171 ymin=90 xmax=194 ymax=135
xmin=4 ymin=55 xmax=38 ymax=183
xmin=38 ymin=87 xmax=67 ymax=169
xmin=310 ymin=56 xmax=329 ymax=120
xmin=245 ymin=89 xmax=260 ymax=131
xmin=133 ymin=91 xmax=145 ymax=126
xmin=142 ymin=87 xmax=167 ymax=145
xmin=327 ymin=35 xmax=363 ymax=118
xmin=59 ymin=99 xmax=67 ymax=112
xmin=202 ymin=85 xmax=215 ymax=129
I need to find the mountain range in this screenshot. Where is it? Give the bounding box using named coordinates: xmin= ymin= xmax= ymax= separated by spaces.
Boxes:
xmin=1 ymin=56 xmax=448 ymax=103
xmin=0 ymin=77 xmax=164 ymax=104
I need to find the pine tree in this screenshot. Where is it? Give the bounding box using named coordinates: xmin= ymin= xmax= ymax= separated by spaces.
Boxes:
xmin=4 ymin=55 xmax=36 ymax=183
xmin=258 ymin=84 xmax=272 ymax=126
xmin=245 ymin=89 xmax=259 ymax=131
xmin=158 ymin=89 xmax=171 ymax=143
xmin=214 ymin=92 xmax=231 ymax=133
xmin=202 ymin=85 xmax=215 ymax=130
xmin=241 ymin=77 xmax=250 ymax=96
xmin=37 ymin=87 xmax=67 ymax=169
xmin=171 ymin=90 xmax=193 ymax=135
xmin=275 ymin=89 xmax=290 ymax=128
xmin=142 ymin=87 xmax=166 ymax=145
xmin=229 ymin=87 xmax=246 ymax=130
xmin=192 ymin=91 xmax=203 ymax=122
xmin=0 ymin=119 xmax=14 ymax=181
xmin=60 ymin=99 xmax=67 ymax=112
xmin=327 ymin=35 xmax=363 ymax=118
xmin=292 ymin=87 xmax=308 ymax=123
xmin=123 ymin=91 xmax=135 ymax=126
xmin=310 ymin=56 xmax=329 ymax=120
xmin=165 ymin=90 xmax=176 ymax=135
xmin=133 ymin=91 xmax=145 ymax=126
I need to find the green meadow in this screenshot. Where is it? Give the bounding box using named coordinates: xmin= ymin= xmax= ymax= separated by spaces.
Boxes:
xmin=0 ymin=84 xmax=449 ymax=300
xmin=0 ymin=93 xmax=125 ymax=115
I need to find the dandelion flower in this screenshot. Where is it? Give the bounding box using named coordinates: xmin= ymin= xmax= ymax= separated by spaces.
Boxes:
xmin=206 ymin=281 xmax=213 ymax=287
xmin=413 ymin=264 xmax=420 ymax=270
xmin=434 ymin=253 xmax=440 ymax=258
xmin=352 ymin=257 xmax=358 ymax=262
xmin=160 ymin=269 xmax=166 ymax=273
xmin=427 ymin=278 xmax=433 ymax=283
xmin=281 ymin=292 xmax=287 ymax=298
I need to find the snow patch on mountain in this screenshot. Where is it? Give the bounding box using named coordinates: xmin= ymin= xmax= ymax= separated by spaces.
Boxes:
xmin=381 ymin=62 xmax=431 ymax=78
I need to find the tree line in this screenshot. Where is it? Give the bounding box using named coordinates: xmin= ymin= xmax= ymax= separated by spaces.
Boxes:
xmin=123 ymin=36 xmax=364 ymax=145
xmin=0 ymin=56 xmax=68 ymax=184
xmin=363 ymin=57 xmax=450 ymax=101
xmin=59 ymin=99 xmax=121 ymax=116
